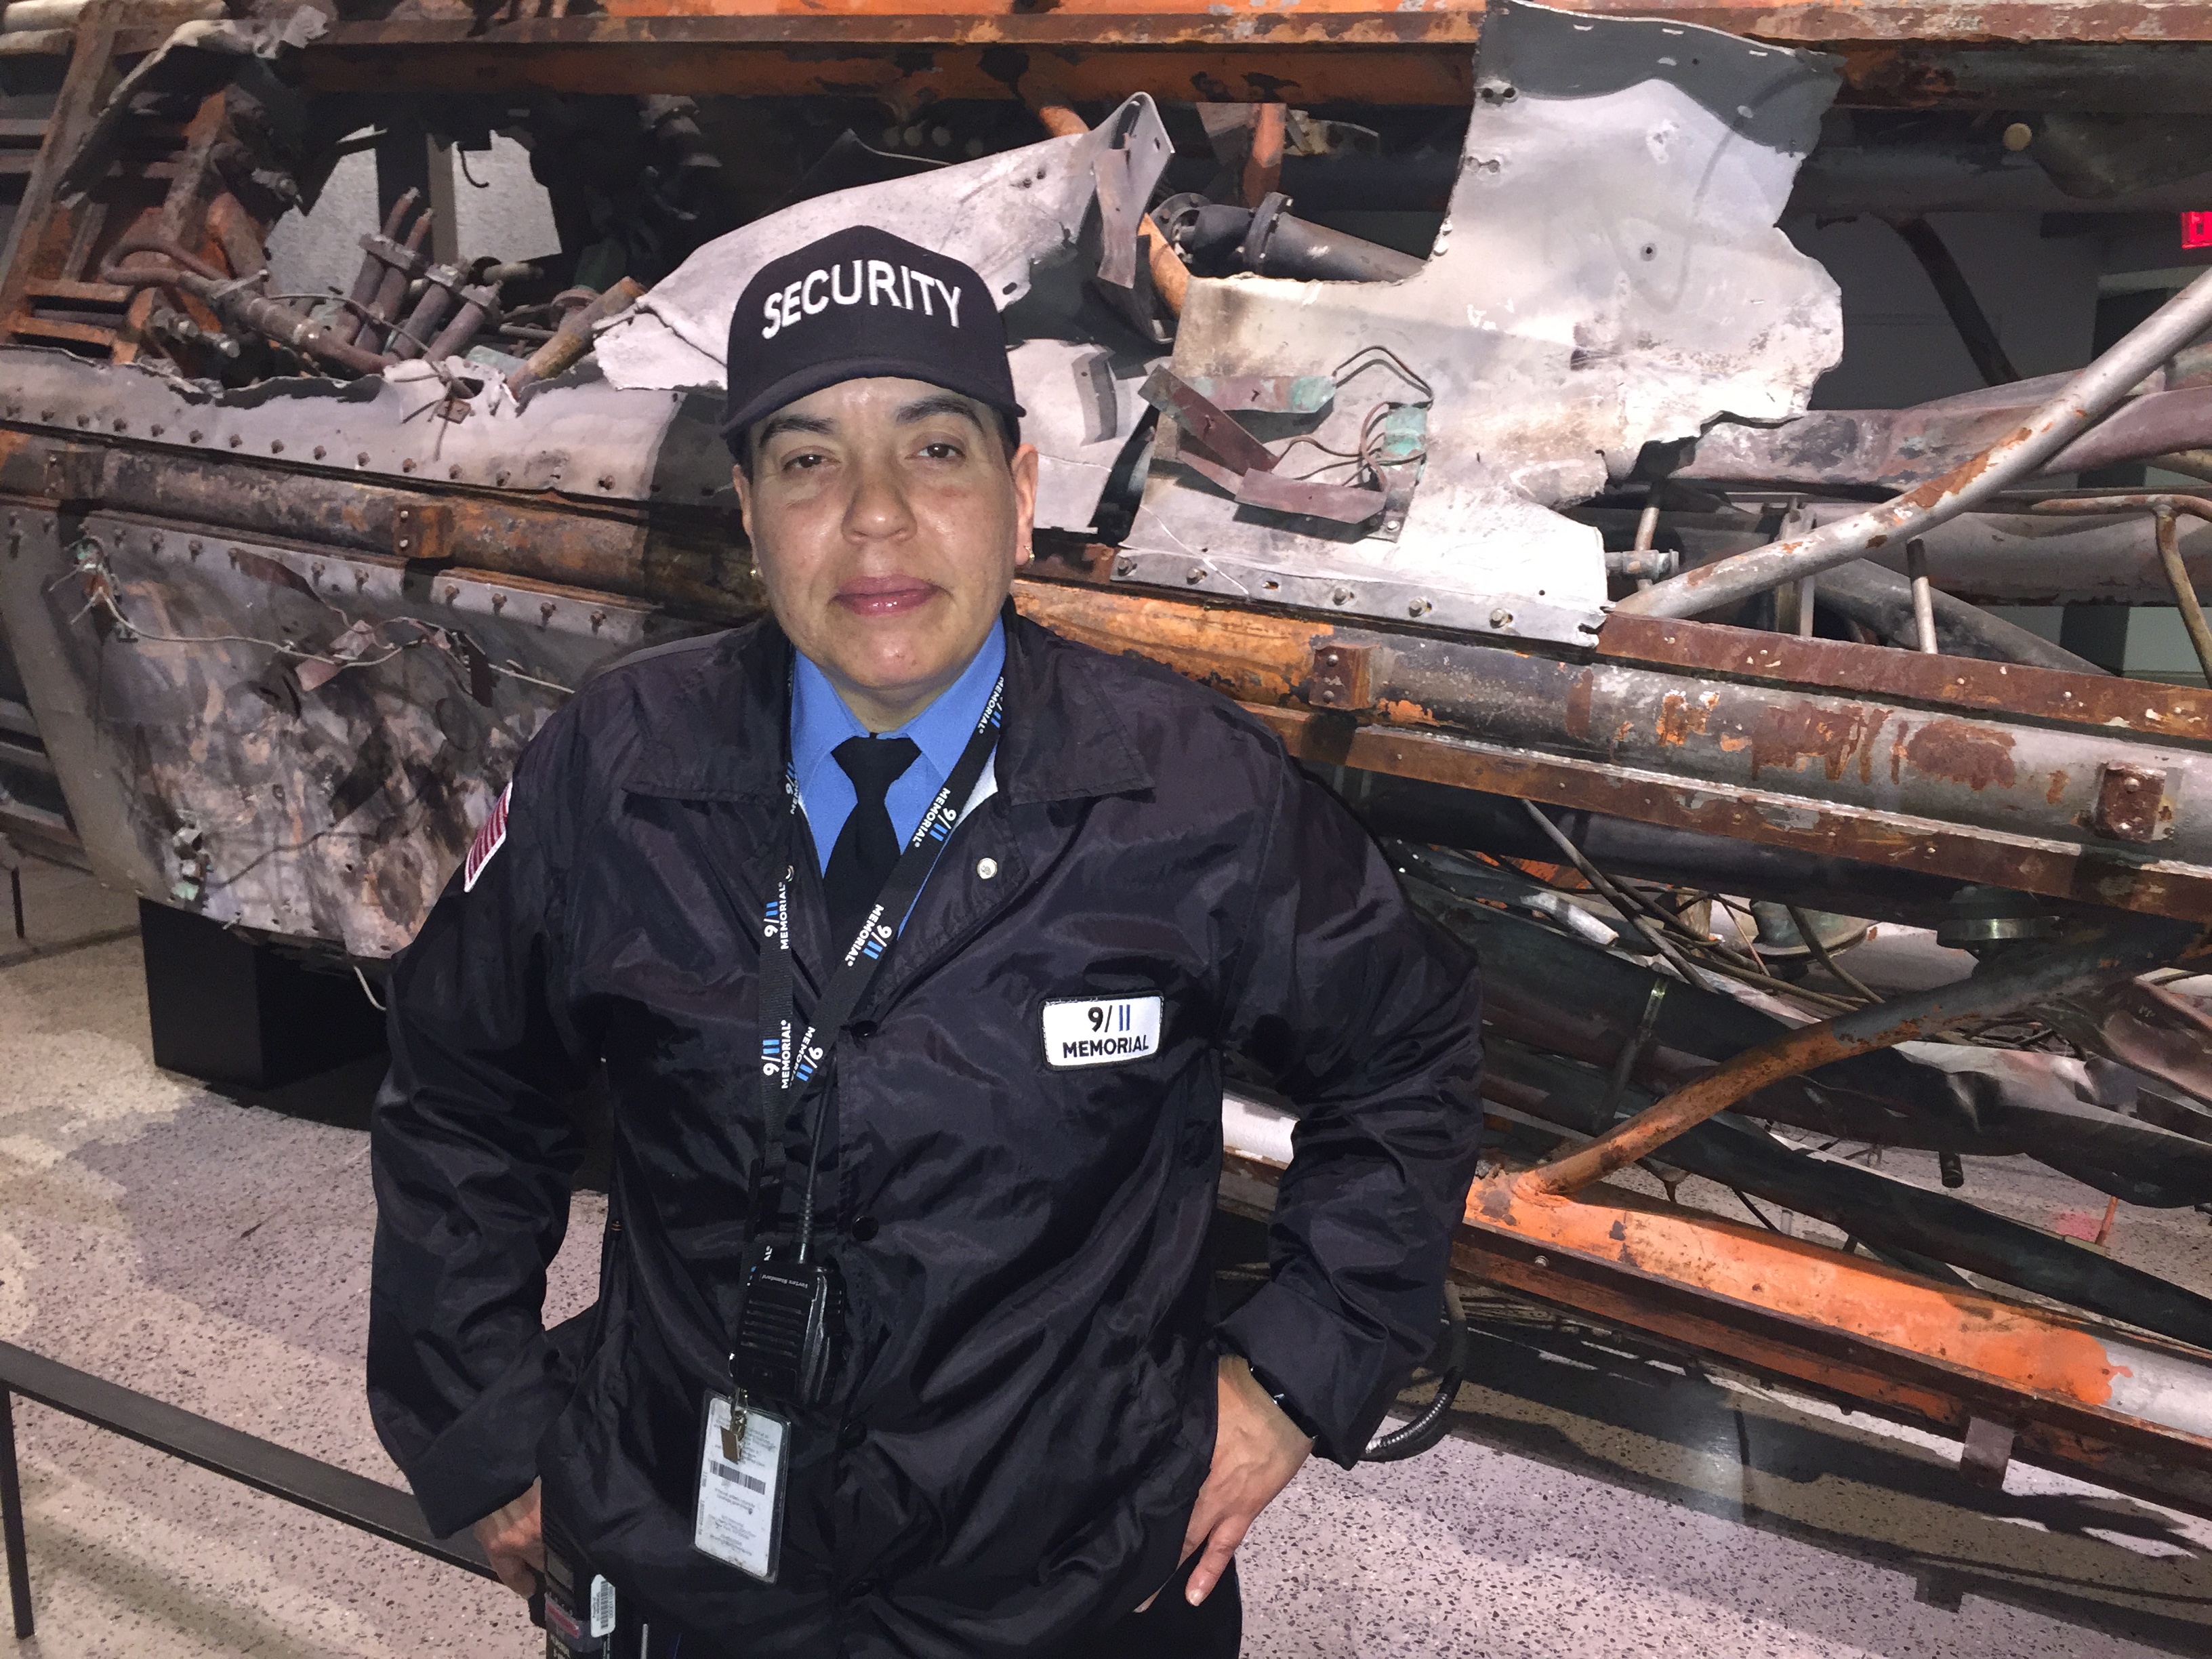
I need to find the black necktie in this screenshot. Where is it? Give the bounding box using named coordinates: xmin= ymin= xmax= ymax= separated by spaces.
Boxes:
xmin=824 ymin=735 xmax=920 ymax=949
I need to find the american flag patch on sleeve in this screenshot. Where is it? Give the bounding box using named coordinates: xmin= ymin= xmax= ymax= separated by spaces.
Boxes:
xmin=462 ymin=783 xmax=511 ymax=893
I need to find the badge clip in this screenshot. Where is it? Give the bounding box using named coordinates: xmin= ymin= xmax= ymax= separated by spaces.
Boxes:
xmin=721 ymin=1389 xmax=748 ymax=1462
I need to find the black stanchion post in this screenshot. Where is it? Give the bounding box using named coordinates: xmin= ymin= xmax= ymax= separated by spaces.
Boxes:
xmin=0 ymin=1386 xmax=33 ymax=1639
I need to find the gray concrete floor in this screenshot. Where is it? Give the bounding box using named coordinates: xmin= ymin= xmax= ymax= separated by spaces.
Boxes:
xmin=4 ymin=854 xmax=2211 ymax=1656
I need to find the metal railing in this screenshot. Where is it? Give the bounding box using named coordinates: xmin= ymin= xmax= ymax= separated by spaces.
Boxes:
xmin=0 ymin=1338 xmax=493 ymax=1640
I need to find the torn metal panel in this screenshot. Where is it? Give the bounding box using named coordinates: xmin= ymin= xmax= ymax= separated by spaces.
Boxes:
xmin=1118 ymin=2 xmax=1841 ymax=623
xmin=1008 ymin=340 xmax=1156 ymax=535
xmin=597 ymin=94 xmax=1171 ymax=390
xmin=0 ymin=505 xmax=693 ymax=955
xmin=2047 ymin=979 xmax=2212 ymax=1111
xmin=595 ymin=94 xmax=1173 ymax=536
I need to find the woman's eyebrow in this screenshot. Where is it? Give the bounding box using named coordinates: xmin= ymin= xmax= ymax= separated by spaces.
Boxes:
xmin=894 ymin=394 xmax=985 ymax=432
xmin=757 ymin=412 xmax=836 ymax=445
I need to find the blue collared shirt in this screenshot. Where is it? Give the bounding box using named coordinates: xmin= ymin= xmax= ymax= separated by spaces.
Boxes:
xmin=790 ymin=619 xmax=1005 ymax=876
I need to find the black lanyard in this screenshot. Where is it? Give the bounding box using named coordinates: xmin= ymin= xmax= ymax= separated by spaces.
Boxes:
xmin=750 ymin=674 xmax=1005 ymax=1254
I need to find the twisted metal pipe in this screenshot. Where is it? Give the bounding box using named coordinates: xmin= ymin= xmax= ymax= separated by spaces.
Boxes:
xmin=1619 ymin=264 xmax=2212 ymax=621
xmin=2036 ymin=493 xmax=2212 ymax=683
xmin=98 ymin=234 xmax=393 ymax=376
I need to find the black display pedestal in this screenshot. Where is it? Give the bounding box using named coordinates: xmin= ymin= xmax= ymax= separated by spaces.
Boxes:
xmin=140 ymin=899 xmax=386 ymax=1089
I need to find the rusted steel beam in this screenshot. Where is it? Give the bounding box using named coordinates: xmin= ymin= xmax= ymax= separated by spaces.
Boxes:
xmin=310 ymin=0 xmax=2212 ymax=49
xmin=1595 ymin=613 xmax=2212 ymax=744
xmin=298 ymin=13 xmax=2212 ymax=106
xmin=0 ymin=431 xmax=760 ymax=623
xmin=1457 ymin=1173 xmax=2212 ymax=1515
xmin=1264 ymin=704 xmax=2212 ymax=924
xmin=1557 ymin=1 xmax=2212 ymax=42
xmin=1467 ymin=1029 xmax=2212 ymax=1321
xmin=1012 ymin=579 xmax=2212 ymax=924
xmin=0 ymin=1 xmax=121 ymax=342
xmin=15 ymin=427 xmax=2212 ymax=927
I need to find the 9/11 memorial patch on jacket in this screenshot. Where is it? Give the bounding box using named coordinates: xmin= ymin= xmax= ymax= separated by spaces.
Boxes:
xmin=1041 ymin=994 xmax=1162 ymax=1068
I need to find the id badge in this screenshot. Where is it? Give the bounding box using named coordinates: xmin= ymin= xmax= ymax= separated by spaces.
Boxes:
xmin=694 ymin=1394 xmax=789 ymax=1583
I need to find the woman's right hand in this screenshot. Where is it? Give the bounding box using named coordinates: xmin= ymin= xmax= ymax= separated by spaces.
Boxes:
xmin=472 ymin=1478 xmax=546 ymax=1597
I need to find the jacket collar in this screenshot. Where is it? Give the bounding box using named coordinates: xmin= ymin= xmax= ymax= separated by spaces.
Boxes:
xmin=619 ymin=599 xmax=1153 ymax=806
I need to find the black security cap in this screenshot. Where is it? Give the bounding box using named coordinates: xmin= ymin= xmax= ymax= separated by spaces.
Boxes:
xmin=720 ymin=225 xmax=1024 ymax=456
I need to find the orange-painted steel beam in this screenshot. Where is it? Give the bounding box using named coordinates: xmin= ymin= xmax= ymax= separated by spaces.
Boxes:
xmin=1461 ymin=1169 xmax=2212 ymax=1511
xmin=1221 ymin=1147 xmax=2212 ymax=1518
xmin=301 ymin=36 xmax=1476 ymax=108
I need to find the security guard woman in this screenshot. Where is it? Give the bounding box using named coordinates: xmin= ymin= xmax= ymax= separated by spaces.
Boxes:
xmin=367 ymin=226 xmax=1485 ymax=1659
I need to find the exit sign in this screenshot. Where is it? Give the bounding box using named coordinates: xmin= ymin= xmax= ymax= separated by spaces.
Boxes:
xmin=2186 ymin=211 xmax=2212 ymax=249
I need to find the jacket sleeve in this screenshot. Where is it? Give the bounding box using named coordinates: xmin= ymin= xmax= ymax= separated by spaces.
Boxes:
xmin=366 ymin=703 xmax=600 ymax=1537
xmin=1214 ymin=753 xmax=1484 ymax=1467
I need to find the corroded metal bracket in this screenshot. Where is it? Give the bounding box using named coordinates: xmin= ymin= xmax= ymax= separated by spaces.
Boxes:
xmin=2095 ymin=762 xmax=2170 ymax=844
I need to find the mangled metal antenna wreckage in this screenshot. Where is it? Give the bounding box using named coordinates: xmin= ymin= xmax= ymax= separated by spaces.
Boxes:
xmin=12 ymin=0 xmax=2212 ymax=1533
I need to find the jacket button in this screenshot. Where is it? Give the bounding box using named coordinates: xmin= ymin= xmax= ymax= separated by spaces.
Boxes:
xmin=849 ymin=1020 xmax=878 ymax=1046
xmin=838 ymin=1418 xmax=869 ymax=1450
xmin=975 ymin=857 xmax=998 ymax=880
xmin=851 ymin=1216 xmax=879 ymax=1242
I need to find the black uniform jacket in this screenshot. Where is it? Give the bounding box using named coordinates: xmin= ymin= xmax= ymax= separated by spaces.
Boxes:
xmin=367 ymin=607 xmax=1483 ymax=1658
